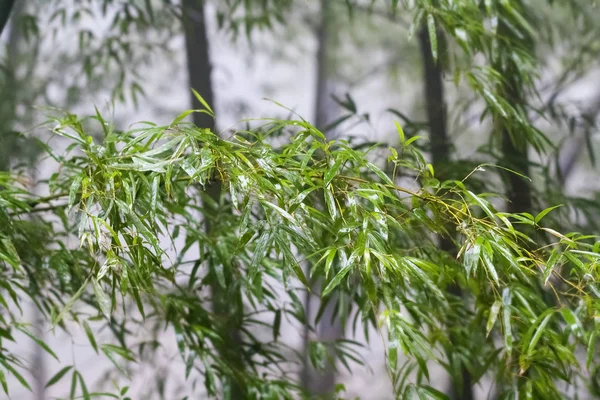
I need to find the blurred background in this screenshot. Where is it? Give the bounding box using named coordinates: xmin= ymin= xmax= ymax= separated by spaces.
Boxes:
xmin=1 ymin=0 xmax=600 ymax=398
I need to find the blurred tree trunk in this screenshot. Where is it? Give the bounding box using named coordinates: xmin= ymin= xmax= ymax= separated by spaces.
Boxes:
xmin=0 ymin=0 xmax=20 ymax=172
xmin=182 ymin=0 xmax=215 ymax=132
xmin=302 ymin=0 xmax=344 ymax=396
xmin=182 ymin=1 xmax=244 ymax=398
xmin=496 ymin=25 xmax=533 ymax=215
xmin=418 ymin=25 xmax=474 ymax=400
xmin=0 ymin=0 xmax=14 ymax=37
xmin=0 ymin=4 xmax=47 ymax=399
xmin=501 ymin=125 xmax=532 ymax=214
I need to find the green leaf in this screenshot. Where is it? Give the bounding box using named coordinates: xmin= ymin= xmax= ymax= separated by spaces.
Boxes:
xmin=543 ymin=250 xmax=560 ymax=285
xmin=83 ymin=320 xmax=98 ymax=353
xmin=324 ymin=186 xmax=338 ymax=218
xmin=486 ymin=300 xmax=502 ymax=337
xmin=0 ymin=359 xmax=31 ymax=391
xmin=250 ymin=231 xmax=272 ymax=286
xmin=418 ymin=385 xmax=449 ymax=400
xmin=78 ymin=370 xmax=90 ymax=400
xmin=261 ymin=200 xmax=296 ymax=224
xmin=0 ymin=370 xmax=7 ymax=394
xmin=587 ymin=332 xmax=596 ymax=369
xmin=52 ymin=277 xmax=90 ymax=329
xmin=151 ymin=175 xmax=160 ymax=220
xmin=427 ymin=14 xmax=438 ymax=62
xmin=394 ymin=121 xmax=405 ymax=143
xmin=463 ymin=241 xmax=480 ymax=277
xmin=273 ymin=310 xmax=281 ymax=342
xmin=276 ymin=235 xmax=308 ymax=287
xmin=525 ymin=310 xmax=554 ymax=356
xmin=366 ymin=162 xmax=394 ymax=186
xmin=192 ymin=89 xmax=214 ymax=116
xmin=502 ymin=288 xmax=513 ymax=354
xmin=325 ymin=248 xmax=337 ymax=278
xmin=89 ymin=392 xmax=119 ymax=398
xmin=534 ymin=205 xmax=562 ymax=224
xmin=465 ymin=191 xmax=495 ymax=220
xmin=322 ymin=257 xmax=353 ymax=296
xmin=404 ymin=135 xmax=422 ymax=147
xmin=171 ymin=109 xmax=198 ymax=126
xmin=93 ymin=279 xmax=112 ymax=319
xmin=45 ymin=366 xmax=73 ymax=388
xmin=324 ymin=158 xmax=344 ymax=186
xmin=68 ymin=174 xmax=83 ymax=210
xmin=70 ymin=370 xmax=77 ymax=398
xmin=1 ymin=238 xmax=20 ymax=269
xmin=481 ymin=244 xmax=499 ymax=283
xmin=15 ymin=326 xmax=59 ymax=360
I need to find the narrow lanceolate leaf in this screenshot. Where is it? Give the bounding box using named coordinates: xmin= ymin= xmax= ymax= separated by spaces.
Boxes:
xmin=324 ymin=158 xmax=344 ymax=187
xmin=261 ymin=200 xmax=296 ymax=224
xmin=394 ymin=121 xmax=405 ymax=143
xmin=366 ymin=162 xmax=394 ymax=186
xmin=534 ymin=205 xmax=562 ymax=224
xmin=52 ymin=277 xmax=90 ymax=329
xmin=587 ymin=332 xmax=596 ymax=369
xmin=502 ymin=288 xmax=513 ymax=354
xmin=324 ymin=186 xmax=338 ymax=218
xmin=325 ymin=248 xmax=337 ymax=278
xmin=45 ymin=366 xmax=73 ymax=388
xmin=83 ymin=320 xmax=98 ymax=354
xmin=68 ymin=174 xmax=83 ymax=210
xmin=0 ymin=359 xmax=31 ymax=391
xmin=15 ymin=326 xmax=59 ymax=360
xmin=525 ymin=310 xmax=554 ymax=356
xmin=275 ymin=235 xmax=308 ymax=287
xmin=192 ymin=89 xmax=214 ymax=116
xmin=481 ymin=244 xmax=499 ymax=283
xmin=543 ymin=250 xmax=560 ymax=285
xmin=487 ymin=300 xmax=502 ymax=337
xmin=151 ymin=175 xmax=160 ymax=220
xmin=463 ymin=241 xmax=481 ymax=277
xmin=466 ymin=190 xmax=495 ymax=220
xmin=427 ymin=14 xmax=438 ymax=62
xmin=1 ymin=238 xmax=20 ymax=269
xmin=250 ymin=231 xmax=272 ymax=282
xmin=77 ymin=371 xmax=90 ymax=400
xmin=93 ymin=279 xmax=112 ymax=319
xmin=0 ymin=370 xmax=7 ymax=394
xmin=273 ymin=310 xmax=282 ymax=342
xmin=323 ymin=257 xmax=354 ymax=296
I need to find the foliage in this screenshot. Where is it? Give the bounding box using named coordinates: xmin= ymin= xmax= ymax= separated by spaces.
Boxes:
xmin=0 ymin=99 xmax=598 ymax=398
xmin=1 ymin=0 xmax=600 ymax=399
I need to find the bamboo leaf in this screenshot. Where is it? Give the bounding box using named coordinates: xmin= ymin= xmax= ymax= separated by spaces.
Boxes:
xmin=83 ymin=320 xmax=98 ymax=354
xmin=15 ymin=326 xmax=59 ymax=360
xmin=93 ymin=279 xmax=112 ymax=319
xmin=486 ymin=300 xmax=502 ymax=337
xmin=45 ymin=366 xmax=73 ymax=388
xmin=427 ymin=14 xmax=438 ymax=62
xmin=192 ymin=89 xmax=214 ymax=116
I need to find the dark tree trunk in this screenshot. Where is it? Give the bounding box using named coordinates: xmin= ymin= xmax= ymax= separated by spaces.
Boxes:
xmin=182 ymin=2 xmax=244 ymax=398
xmin=0 ymin=0 xmax=15 ymax=38
xmin=495 ymin=9 xmax=534 ymax=216
xmin=183 ymin=0 xmax=215 ymax=131
xmin=418 ymin=25 xmax=473 ymax=400
xmin=501 ymin=111 xmax=532 ymax=214
xmin=0 ymin=0 xmax=20 ymax=172
xmin=302 ymin=0 xmax=344 ymax=396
